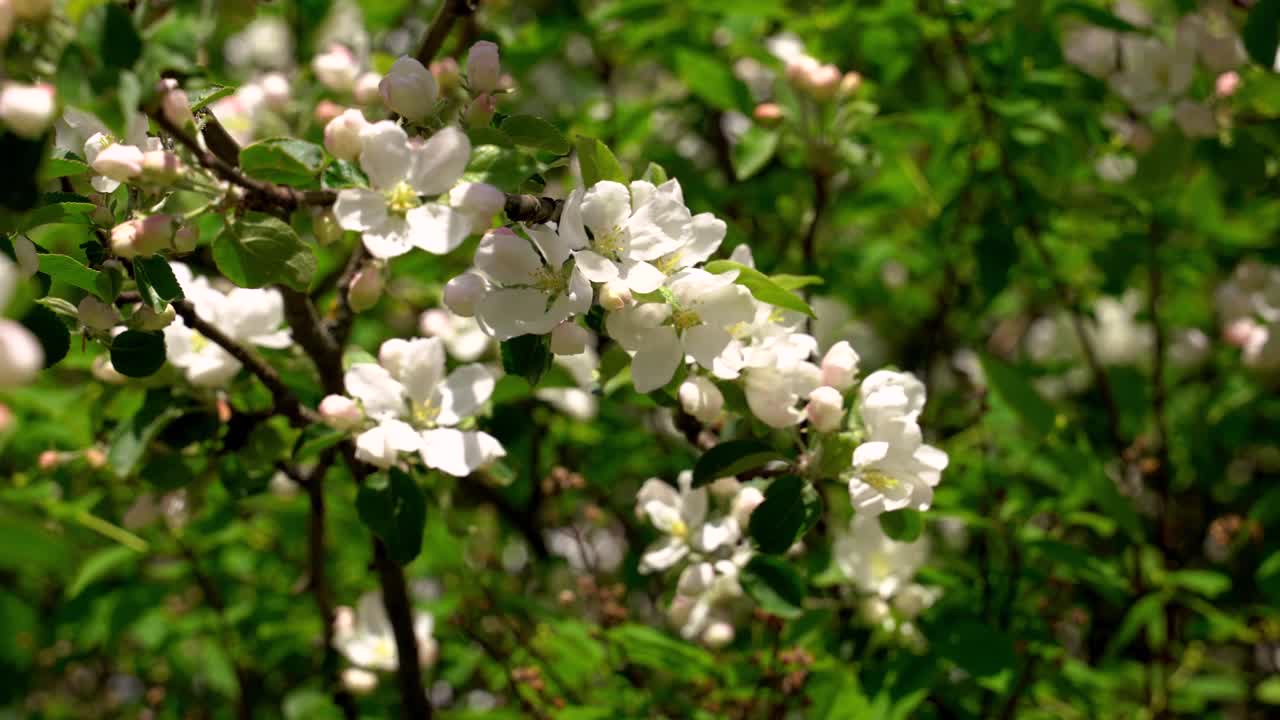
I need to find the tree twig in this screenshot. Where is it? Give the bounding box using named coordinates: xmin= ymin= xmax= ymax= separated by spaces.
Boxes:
xmin=171 ymin=299 xmax=318 ymax=426
xmin=415 ymin=0 xmax=478 ymax=67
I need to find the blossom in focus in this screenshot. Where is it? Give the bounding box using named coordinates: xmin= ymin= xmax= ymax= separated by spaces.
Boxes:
xmin=471 ymin=226 xmax=593 ymax=340
xmin=343 ymin=337 xmax=503 ymax=475
xmin=379 ymin=56 xmax=438 ymax=122
xmin=466 ymin=41 xmax=501 ymax=94
xmin=332 ymin=122 xmax=472 ymax=260
xmin=848 ymin=370 xmax=948 ymax=515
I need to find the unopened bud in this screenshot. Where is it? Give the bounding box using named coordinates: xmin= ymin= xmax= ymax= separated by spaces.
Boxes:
xmin=140 ymin=150 xmax=184 ymax=184
xmin=324 ymin=108 xmax=368 ymax=162
xmin=807 ymin=64 xmax=842 ymax=101
xmin=752 ymin=102 xmax=783 ymax=128
xmin=38 ymin=449 xmax=60 ymax=471
xmin=134 ymin=214 xmax=180 ymax=256
xmin=599 ymin=280 xmax=632 ymax=311
xmin=90 ymin=140 xmax=144 ymax=182
xmin=731 ymin=486 xmax=764 ymax=527
xmin=77 ymin=296 xmax=119 ymax=331
xmin=319 ymin=394 xmax=363 ymax=430
xmin=312 ymin=45 xmax=359 ymax=92
xmin=0 ymin=403 xmax=10 ymax=433
xmin=131 ymin=304 xmax=175 ymax=331
xmin=550 ymin=321 xmax=589 ymax=355
xmin=464 ymin=93 xmax=497 ymax=127
xmin=431 ymin=58 xmax=461 ymax=92
xmin=172 ymin=225 xmax=197 ymax=254
xmin=1215 ymin=71 xmax=1241 ymax=99
xmin=0 ymin=81 xmax=56 ymax=139
xmin=347 ymin=264 xmax=385 ymax=313
xmin=702 ymin=621 xmax=735 ymax=649
xmin=419 ymin=309 xmax=451 ymax=337
xmin=839 ymin=71 xmax=863 ymax=97
xmin=820 ymin=341 xmax=860 ymax=390
xmin=313 ymin=210 xmax=343 ymax=246
xmin=313 ymin=100 xmax=345 ymax=125
xmin=443 ymin=272 xmax=486 ymax=317
xmin=1224 ymin=318 xmax=1259 ymax=348
xmin=84 ymin=447 xmax=107 ymax=469
xmin=353 ymin=72 xmax=381 ymax=105
xmin=12 ymin=235 xmax=38 ymax=277
xmin=805 ymin=385 xmax=844 ymax=432
xmin=379 ymin=56 xmax=438 ymax=122
xmin=110 ymin=220 xmax=141 ymax=259
xmin=678 ymin=376 xmax=724 ymax=423
xmin=340 ymin=668 xmax=379 ymax=695
xmin=260 ymin=72 xmax=291 ymax=111
xmin=466 ymin=41 xmax=501 ymax=94
xmin=91 ymin=355 xmax=126 ymax=384
xmin=157 ymin=79 xmax=194 ymax=127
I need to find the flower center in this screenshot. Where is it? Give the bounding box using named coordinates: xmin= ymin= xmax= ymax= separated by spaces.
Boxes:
xmin=189 ymin=331 xmax=209 ymax=352
xmin=671 ymin=308 xmax=701 ymax=331
xmin=385 ymin=181 xmax=421 ymax=214
xmin=531 ymin=265 xmax=567 ymax=296
xmin=373 ymin=637 xmax=397 ymax=663
xmin=592 ymin=226 xmax=624 ymax=258
xmin=669 ymin=519 xmax=688 ymax=539
xmin=860 ymin=469 xmax=900 ymax=493
xmin=409 ymin=399 xmax=441 ymax=428
xmin=654 ymin=251 xmax=682 ymax=276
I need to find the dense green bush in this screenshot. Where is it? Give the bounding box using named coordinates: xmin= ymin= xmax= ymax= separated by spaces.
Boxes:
xmin=1 ymin=0 xmax=1279 ymax=718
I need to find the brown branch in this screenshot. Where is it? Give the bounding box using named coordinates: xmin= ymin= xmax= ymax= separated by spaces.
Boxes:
xmin=415 ymin=0 xmax=478 ymax=67
xmin=373 ymin=537 xmax=433 ymax=718
xmin=328 ymin=243 xmax=366 ymax=347
xmin=280 ymin=288 xmax=347 ymax=396
xmin=171 ymin=299 xmax=318 ymax=426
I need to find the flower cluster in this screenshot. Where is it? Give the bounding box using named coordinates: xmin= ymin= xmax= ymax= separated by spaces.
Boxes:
xmin=835 ymin=514 xmax=940 ymax=651
xmin=1217 ymin=260 xmax=1280 ymax=371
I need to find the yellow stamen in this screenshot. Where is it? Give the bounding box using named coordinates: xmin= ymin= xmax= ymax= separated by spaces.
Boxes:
xmin=386 ymin=181 xmax=421 ymax=214
xmin=861 ymin=469 xmax=900 ymax=492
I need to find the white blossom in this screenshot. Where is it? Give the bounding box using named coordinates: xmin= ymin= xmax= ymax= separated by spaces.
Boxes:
xmin=472 ymin=226 xmax=592 ymax=340
xmin=635 ymin=471 xmax=740 ymax=573
xmin=333 ymin=122 xmax=472 ymax=260
xmin=848 ymin=370 xmax=948 ymax=515
xmin=333 ymin=592 xmax=437 ymax=676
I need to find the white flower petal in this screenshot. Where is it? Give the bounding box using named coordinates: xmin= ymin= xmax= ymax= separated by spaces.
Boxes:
xmin=409 ymin=126 xmax=471 ymax=196
xmin=358 ymin=121 xmax=412 ymax=189
xmin=406 ymin=203 xmax=471 ymax=254
xmin=333 ymin=188 xmax=389 ymax=233
xmin=631 ymin=326 xmax=682 ymax=393
xmin=435 ymin=363 xmax=496 ymax=425
xmin=573 ymin=249 xmax=619 ymax=283
xmin=361 ymin=217 xmax=415 ymax=259
xmin=345 ymin=363 xmax=407 ymax=419
xmin=420 ymin=428 xmax=505 ymax=476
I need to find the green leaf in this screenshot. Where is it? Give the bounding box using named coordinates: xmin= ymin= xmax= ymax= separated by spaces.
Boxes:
xmin=1258 ymin=676 xmax=1280 ymax=705
xmin=1256 ymin=551 xmax=1280 ymax=602
xmin=13 ymin=200 xmax=95 ymax=233
xmin=749 ymin=475 xmax=811 ymax=554
xmin=1245 ymin=0 xmax=1280 ymax=67
xmin=357 ymin=468 xmax=426 ymax=566
xmin=283 ymin=689 xmax=344 ymax=720
xmin=691 ymin=439 xmax=786 ymax=487
xmin=500 ymin=115 xmax=570 ymax=154
xmin=464 ymin=144 xmax=542 ymax=193
xmin=740 ymin=555 xmax=805 ymax=619
xmin=640 ymin=162 xmax=669 ymax=185
xmin=38 ymin=255 xmax=105 ymax=298
xmin=1167 ymin=569 xmax=1231 ymax=598
xmin=110 ymin=330 xmax=167 ymax=378
xmin=979 ymin=351 xmax=1056 ymax=438
xmin=67 ymin=546 xmax=139 ymax=599
xmin=606 ymin=624 xmax=718 ymax=678
xmin=108 ymin=389 xmax=184 ymax=478
xmin=1104 ymin=593 xmax=1168 ymax=658
xmin=878 ymin=509 xmax=924 ymax=542
xmin=188 ymin=85 xmax=235 ymax=113
xmin=500 ymin=333 xmax=554 ymax=386
xmin=83 ymin=4 xmax=142 ymax=69
xmin=322 ymin=159 xmax=368 ymax=189
xmin=731 ymin=126 xmax=779 ymax=181
xmin=574 ymin=136 xmax=627 ymax=187
xmin=929 ymin=615 xmax=1017 ymax=679
xmin=239 ymin=138 xmax=326 ymax=187
xmin=0 ymin=131 xmax=49 ymax=211
xmin=293 ymin=424 xmax=347 ymax=462
xmin=704 ymin=260 xmax=815 ymax=318
xmin=673 ymin=49 xmax=749 ymax=111
xmin=21 ymin=305 xmax=70 ymax=368
xmin=213 ymin=212 xmax=316 ymax=291
xmin=770 ymin=274 xmax=822 ymax=291
xmin=133 ymin=256 xmax=184 ymax=312
xmin=40 ymin=157 xmax=91 ymax=181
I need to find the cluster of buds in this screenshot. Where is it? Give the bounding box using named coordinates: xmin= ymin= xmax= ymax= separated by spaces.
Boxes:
xmin=785 ymin=55 xmax=859 ymax=102
xmin=110 ymin=215 xmax=196 ymax=258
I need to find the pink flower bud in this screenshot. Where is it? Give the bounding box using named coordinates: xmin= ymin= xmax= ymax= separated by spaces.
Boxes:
xmin=313 ymin=100 xmax=346 ymax=125
xmin=0 ymin=81 xmax=56 ymax=139
xmin=1224 ymin=318 xmax=1259 ymax=348
xmin=431 ymin=58 xmax=461 ymax=92
xmin=134 ymin=214 xmax=179 ymax=256
xmin=313 ymin=210 xmax=343 ymax=246
xmin=807 ymin=64 xmax=842 ymax=101
xmin=785 ymin=56 xmax=820 ymax=86
xmin=443 ymin=272 xmax=486 ymax=317
xmin=419 ymin=308 xmax=452 ymax=337
xmin=752 ymin=102 xmax=783 ymax=127
xmin=598 ymin=280 xmax=632 ymax=311
xmin=324 ymin=108 xmax=368 ymax=162
xmin=820 ymin=341 xmax=860 ymax=390
xmin=805 ymin=386 xmax=844 ymax=432
xmin=550 ymin=321 xmax=589 ymax=355
xmin=347 ymin=263 xmax=385 ymax=313
xmin=464 ymin=93 xmax=497 ymax=127
xmin=678 ymin=376 xmax=724 ymax=423
xmin=1215 ymin=71 xmax=1241 ymax=98
xmin=157 ymin=79 xmax=194 ymax=128
xmin=91 ymin=141 xmax=145 ymax=182
xmin=319 ymin=394 xmax=363 ymax=430
xmin=702 ymin=621 xmax=735 ymax=649
xmin=312 ymin=44 xmax=359 ymax=92
xmin=84 ymin=447 xmax=107 ymax=469
xmin=260 ymin=72 xmax=291 ymax=111
xmin=0 ymin=402 xmax=11 ymax=434
xmin=731 ymin=486 xmax=764 ymax=527
xmin=172 ymin=225 xmax=197 ymax=254
xmin=467 ymin=41 xmax=501 ymax=94
xmin=77 ymin=296 xmax=119 ymax=331
xmin=353 ymin=72 xmax=381 ymax=105
xmin=840 ymin=71 xmax=863 ymax=96
xmin=379 ymin=56 xmax=438 ymax=122
xmin=38 ymin=449 xmax=60 ymax=471
xmin=110 ymin=220 xmax=142 ymax=259
xmin=140 ymin=150 xmax=184 ymax=184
